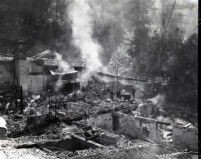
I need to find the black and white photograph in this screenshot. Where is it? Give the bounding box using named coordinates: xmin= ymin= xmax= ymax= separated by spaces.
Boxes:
xmin=0 ymin=0 xmax=198 ymax=158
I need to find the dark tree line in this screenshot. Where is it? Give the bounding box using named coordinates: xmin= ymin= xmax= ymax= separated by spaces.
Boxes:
xmin=124 ymin=0 xmax=198 ymax=106
xmin=0 ymin=0 xmax=71 ymax=55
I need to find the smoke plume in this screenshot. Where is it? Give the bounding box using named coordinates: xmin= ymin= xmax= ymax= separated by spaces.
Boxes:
xmin=68 ymin=0 xmax=102 ymax=80
xmin=54 ymin=52 xmax=75 ymax=91
xmin=149 ymin=94 xmax=166 ymax=107
xmin=64 ymin=0 xmax=197 ymax=76
xmin=55 ymin=52 xmax=72 ymax=73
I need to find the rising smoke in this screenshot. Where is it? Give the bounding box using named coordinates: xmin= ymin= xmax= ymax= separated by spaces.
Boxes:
xmin=67 ymin=0 xmax=102 ymax=80
xmin=55 ymin=52 xmax=72 ymax=73
xmin=54 ymin=52 xmax=71 ymax=91
xmin=65 ymin=0 xmax=197 ymax=77
xmin=148 ymin=94 xmax=166 ymax=107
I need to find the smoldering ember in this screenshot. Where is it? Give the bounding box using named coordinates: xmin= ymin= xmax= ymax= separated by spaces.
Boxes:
xmin=0 ymin=0 xmax=198 ymax=158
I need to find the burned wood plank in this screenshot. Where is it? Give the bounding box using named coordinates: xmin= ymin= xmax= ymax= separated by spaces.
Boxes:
xmin=71 ymin=134 xmax=105 ymax=148
xmin=15 ymin=142 xmax=39 ymax=149
xmin=97 ymin=72 xmax=147 ymax=82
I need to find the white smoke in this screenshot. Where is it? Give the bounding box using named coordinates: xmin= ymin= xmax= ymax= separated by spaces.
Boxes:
xmin=68 ymin=0 xmax=102 ymax=80
xmin=65 ymin=0 xmax=197 ymax=82
xmin=54 ymin=52 xmax=75 ymax=91
xmin=55 ymin=52 xmax=72 ymax=73
xmin=148 ymin=94 xmax=166 ymax=107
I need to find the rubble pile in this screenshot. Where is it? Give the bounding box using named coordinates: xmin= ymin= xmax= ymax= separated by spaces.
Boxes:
xmin=6 ymin=114 xmax=27 ymax=137
xmin=0 ymin=79 xmax=198 ymax=159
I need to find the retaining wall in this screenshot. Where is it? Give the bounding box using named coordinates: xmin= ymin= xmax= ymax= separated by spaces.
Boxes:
xmin=87 ymin=112 xmax=161 ymax=143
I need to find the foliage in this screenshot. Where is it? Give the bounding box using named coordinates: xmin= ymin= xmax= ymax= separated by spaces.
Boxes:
xmin=0 ymin=0 xmax=70 ymax=53
xmin=107 ymin=43 xmax=132 ymax=76
xmin=127 ymin=27 xmax=198 ymax=105
xmin=166 ymin=33 xmax=198 ymax=105
xmin=123 ymin=0 xmax=198 ymax=106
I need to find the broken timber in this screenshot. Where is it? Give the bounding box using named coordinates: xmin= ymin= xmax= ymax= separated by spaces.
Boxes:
xmin=71 ymin=134 xmax=104 ymax=148
xmin=97 ymin=72 xmax=147 ymax=82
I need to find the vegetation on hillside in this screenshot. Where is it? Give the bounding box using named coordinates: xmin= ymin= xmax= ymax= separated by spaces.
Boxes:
xmin=0 ymin=0 xmax=198 ymax=107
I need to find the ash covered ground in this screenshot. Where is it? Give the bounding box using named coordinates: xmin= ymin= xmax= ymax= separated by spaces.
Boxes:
xmin=0 ymin=78 xmax=198 ymax=159
xmin=0 ymin=0 xmax=198 ymax=158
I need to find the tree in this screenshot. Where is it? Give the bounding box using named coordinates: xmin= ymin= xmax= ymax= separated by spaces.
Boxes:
xmin=123 ymin=0 xmax=154 ymax=76
xmin=0 ymin=0 xmax=71 ymax=55
xmin=166 ymin=33 xmax=198 ymax=105
xmin=107 ymin=43 xmax=132 ymax=76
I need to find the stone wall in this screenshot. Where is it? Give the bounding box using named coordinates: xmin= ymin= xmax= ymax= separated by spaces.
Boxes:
xmin=16 ymin=59 xmax=47 ymax=95
xmin=27 ymin=75 xmax=46 ymax=94
xmin=16 ymin=59 xmax=29 ymax=95
xmin=0 ymin=62 xmax=13 ymax=84
xmin=173 ymin=124 xmax=198 ymax=150
xmin=117 ymin=113 xmax=161 ymax=143
xmin=87 ymin=113 xmax=113 ymax=131
xmin=29 ymin=61 xmax=43 ymax=74
xmin=87 ymin=113 xmax=161 ymax=143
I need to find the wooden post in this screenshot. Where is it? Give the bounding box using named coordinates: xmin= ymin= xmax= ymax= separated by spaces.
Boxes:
xmin=20 ymin=86 xmax=24 ymax=114
xmin=15 ymin=85 xmax=18 ymax=110
xmin=115 ymin=63 xmax=119 ymax=102
xmin=112 ymin=112 xmax=119 ymax=131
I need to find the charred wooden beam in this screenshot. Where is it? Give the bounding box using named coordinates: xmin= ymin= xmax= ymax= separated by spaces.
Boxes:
xmin=97 ymin=72 xmax=147 ymax=82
